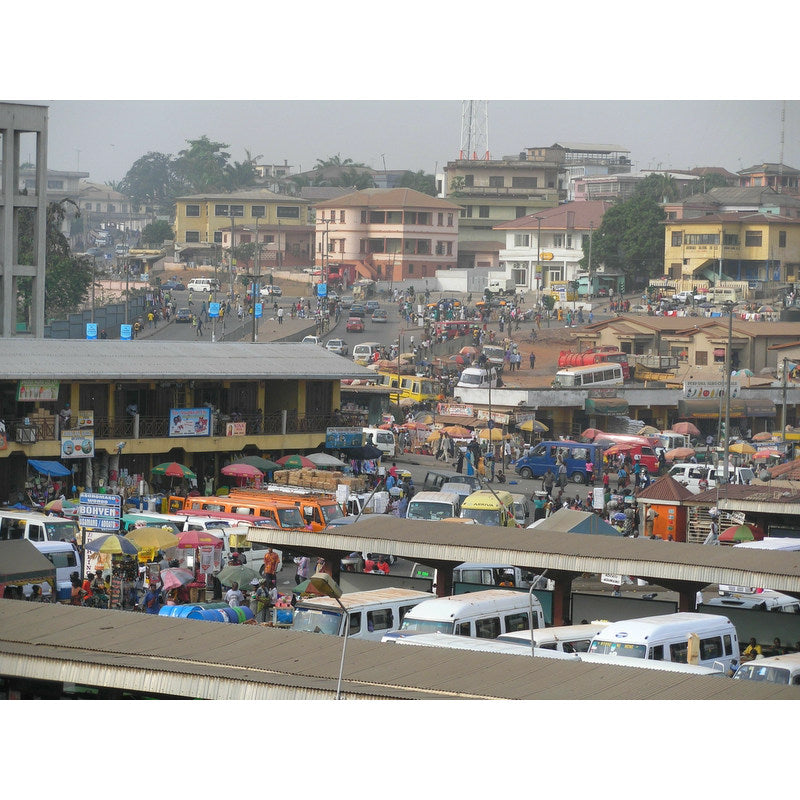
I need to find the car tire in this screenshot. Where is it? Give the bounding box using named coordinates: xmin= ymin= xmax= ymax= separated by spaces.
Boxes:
xmin=571 ymin=472 xmax=585 ymax=484
xmin=519 ymin=467 xmax=533 ymax=479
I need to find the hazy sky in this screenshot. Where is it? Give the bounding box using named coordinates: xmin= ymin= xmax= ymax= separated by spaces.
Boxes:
xmin=7 ymin=4 xmax=800 ymax=186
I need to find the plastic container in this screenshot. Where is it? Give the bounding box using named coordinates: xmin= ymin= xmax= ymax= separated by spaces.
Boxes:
xmin=186 ymin=608 xmax=229 ymax=622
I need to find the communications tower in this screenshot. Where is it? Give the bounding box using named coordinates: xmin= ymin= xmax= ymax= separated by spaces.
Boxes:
xmin=458 ymin=100 xmax=490 ymax=160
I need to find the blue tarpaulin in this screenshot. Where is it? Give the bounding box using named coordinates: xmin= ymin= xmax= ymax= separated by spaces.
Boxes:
xmin=28 ymin=460 xmax=72 ymax=477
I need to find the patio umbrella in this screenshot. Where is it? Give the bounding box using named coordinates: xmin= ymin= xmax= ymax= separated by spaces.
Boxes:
xmin=400 ymin=421 xmax=430 ymax=431
xmin=276 ymin=454 xmax=315 ymax=469
xmin=757 ymin=305 xmax=775 ymax=313
xmin=217 ymin=564 xmax=259 ymax=588
xmin=124 ymin=526 xmax=180 ymax=550
xmin=292 ymin=578 xmax=325 ymax=596
xmin=459 ymin=346 xmax=479 ymax=356
xmin=729 ymin=442 xmax=756 ymax=455
xmin=177 ymin=530 xmax=223 ymax=549
xmin=581 ymin=428 xmax=603 ymax=440
xmin=664 ymin=447 xmax=696 ymax=462
xmin=751 ymin=431 xmax=774 ymax=442
xmin=426 ymin=430 xmax=443 ymax=443
xmin=638 ymin=425 xmax=660 ymax=435
xmin=735 ymin=368 xmax=754 ymax=377
xmin=232 ymin=455 xmax=279 ymax=472
xmin=346 ymin=444 xmax=383 ymax=460
xmin=84 ymin=533 xmax=139 ymax=556
xmin=221 ymin=463 xmax=264 ymax=479
xmin=719 ymin=523 xmax=765 ymax=544
xmin=159 ymin=567 xmax=195 ymax=591
xmin=752 ymin=450 xmax=782 ymax=460
xmin=518 ymin=419 xmax=548 ymax=433
xmin=671 ymin=422 xmax=701 ymax=437
xmin=44 ymin=498 xmax=77 ymax=514
xmin=442 ymin=425 xmax=472 ymax=437
xmin=603 ymin=443 xmax=636 ymax=457
xmin=477 ymin=428 xmax=508 ymax=441
xmin=306 ymin=452 xmax=348 ymax=468
xmin=151 ymin=462 xmax=196 ymax=479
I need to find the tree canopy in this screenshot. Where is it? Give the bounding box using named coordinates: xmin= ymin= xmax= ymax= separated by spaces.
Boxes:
xmin=397 ymin=170 xmax=436 ymax=196
xmin=141 ymin=220 xmax=174 ymax=247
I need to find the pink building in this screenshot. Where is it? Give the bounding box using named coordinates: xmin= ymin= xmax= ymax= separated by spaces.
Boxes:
xmin=313 ymin=188 xmax=461 ymax=283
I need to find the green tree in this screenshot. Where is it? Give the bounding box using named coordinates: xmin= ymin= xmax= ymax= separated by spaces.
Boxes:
xmin=174 ymin=135 xmax=231 ymax=193
xmin=397 ymin=169 xmax=436 ymax=196
xmin=447 ymin=176 xmax=466 ymax=196
xmin=141 ymin=220 xmax=174 ymax=247
xmin=18 ymin=199 xmax=93 ymax=323
xmin=119 ymin=151 xmax=184 ymax=214
xmin=637 ymin=173 xmax=681 ymax=204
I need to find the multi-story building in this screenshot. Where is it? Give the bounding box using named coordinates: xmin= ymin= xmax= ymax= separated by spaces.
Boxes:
xmin=495 ymin=201 xmax=611 ymax=292
xmin=173 ymin=189 xmax=313 ymax=269
xmin=738 ymin=162 xmax=800 ymax=195
xmin=664 ymin=186 xmax=800 ymax=222
xmin=663 ymin=211 xmax=800 ymax=284
xmin=313 ymin=188 xmax=461 ymax=283
xmin=76 ymin=181 xmax=150 ymax=247
xmin=556 ymin=141 xmax=632 ymax=201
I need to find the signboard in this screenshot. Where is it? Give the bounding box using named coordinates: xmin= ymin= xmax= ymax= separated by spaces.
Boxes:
xmin=61 ymin=429 xmax=95 ymax=459
xmin=120 ymin=324 xmax=132 ymax=341
xmin=86 ymin=323 xmax=98 ymax=340
xmin=540 ymin=252 xmax=554 ymax=261
xmin=17 ymin=380 xmax=60 ymax=402
xmin=476 ymin=409 xmax=510 ymax=425
xmin=225 ymin=421 xmax=246 ymax=436
xmin=601 ymin=574 xmax=624 ymax=586
xmin=76 ymin=411 xmax=94 ymax=428
xmin=254 ymin=302 xmax=263 ymax=319
xmin=325 ymin=427 xmax=364 ymax=448
xmin=79 ymin=492 xmax=122 ymax=533
xmin=168 ymin=407 xmax=211 ymax=437
xmin=593 ymin=487 xmax=605 ymax=510
xmin=317 ymin=282 xmax=328 ymax=297
xmin=683 ymin=380 xmax=741 ymax=399
xmin=208 ymin=302 xmax=221 ymax=318
xmin=437 ymin=403 xmax=474 ymax=417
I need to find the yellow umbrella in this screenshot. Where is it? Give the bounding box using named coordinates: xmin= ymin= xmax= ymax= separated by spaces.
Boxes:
xmin=124 ymin=526 xmax=180 ymax=550
xmin=426 ymin=430 xmax=443 ymax=443
xmin=477 ymin=428 xmax=509 ymax=441
xmin=442 ymin=425 xmax=472 ymax=437
xmin=518 ymin=419 xmax=548 ymax=433
xmin=729 ymin=442 xmax=756 ymax=455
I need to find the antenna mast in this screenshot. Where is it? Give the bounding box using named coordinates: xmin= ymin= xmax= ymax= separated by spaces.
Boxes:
xmin=778 ymin=100 xmax=786 ymax=194
xmin=459 ymin=100 xmax=490 ymax=160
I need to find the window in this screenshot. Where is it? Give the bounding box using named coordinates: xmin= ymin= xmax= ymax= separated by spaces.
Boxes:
xmin=512 ymin=176 xmax=538 ymax=188
xmin=671 ymin=231 xmax=683 ymax=246
xmin=213 ymin=231 xmax=223 ymax=243
xmin=186 ymin=204 xmax=200 ymax=217
xmin=461 ymin=206 xmax=473 ymax=218
xmin=339 ymin=210 xmax=345 ymax=223
xmin=723 ymin=634 xmax=733 ymax=655
xmin=27 ymin=525 xmax=44 ymax=542
xmin=215 ymin=204 xmax=229 ymax=216
xmin=464 ymin=174 xmax=474 ymax=187
xmin=745 ymin=230 xmax=762 ymax=247
xmin=367 ymin=608 xmax=394 ymax=632
xmin=455 ymin=621 xmax=471 ymax=636
xmin=515 ymin=206 xmax=527 ymax=218
xmin=566 ymin=234 xmax=573 ymax=248
xmin=447 ymin=213 xmax=454 ymax=226
xmin=553 ymin=234 xmax=564 ymax=247
xmin=240 ymin=234 xmax=251 ymax=244
xmin=369 ymin=211 xmax=386 ymax=223
xmin=185 ymin=231 xmax=200 ymax=243
xmin=251 ymin=205 xmax=265 ymax=218
xmin=386 ymin=211 xmax=402 ymax=224
xmin=361 ymin=210 xmax=367 ymax=223
xmin=699 ymin=636 xmax=723 ymax=660
xmin=478 ymin=206 xmax=490 ymax=218
xmin=398 ymin=605 xmax=417 ymax=624
xmin=475 ymin=617 xmax=501 ymax=638
xmin=779 ymin=230 xmax=787 ymax=247
xmin=504 ymin=612 xmax=529 ymax=633
xmin=408 ymin=263 xmax=415 ymax=274
xmin=348 ymin=612 xmax=361 ymax=635
xmin=489 ymin=176 xmax=505 ymax=188
xmin=514 ymin=234 xmax=530 ymax=247
xmin=649 ymin=645 xmax=665 ymax=661
xmin=438 ymin=212 xmax=444 ymax=226
xmin=723 ymin=233 xmax=739 ymax=246
xmin=695 ymin=350 xmax=708 ymax=366
xmin=276 ymin=206 xmax=299 ymax=219
xmin=669 ymin=641 xmax=689 ymax=663
xmin=47 ymin=180 xmax=64 ymax=190
xmin=685 ymin=233 xmax=719 ymax=245
xmin=108 ymin=204 xmax=115 ymax=213
xmin=447 ymin=241 xmax=452 ymax=256
xmin=230 ymin=205 xmax=244 ymax=217
xmin=95 ymin=203 xmax=101 ymax=212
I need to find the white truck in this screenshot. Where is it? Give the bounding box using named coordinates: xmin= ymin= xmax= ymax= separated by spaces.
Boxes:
xmin=485 ymin=278 xmax=516 ymax=296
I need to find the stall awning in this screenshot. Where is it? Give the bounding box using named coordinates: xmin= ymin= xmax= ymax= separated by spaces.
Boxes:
xmin=677 ymin=398 xmax=747 ymax=419
xmin=745 ymin=398 xmax=777 ymax=418
xmin=28 ymin=459 xmax=71 ymax=477
xmin=584 ymin=397 xmax=629 ymax=415
xmin=0 ymin=540 xmax=57 ymax=587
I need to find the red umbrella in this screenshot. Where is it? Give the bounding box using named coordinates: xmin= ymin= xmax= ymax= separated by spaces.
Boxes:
xmin=671 ymin=422 xmax=701 ymax=437
xmin=221 ymin=463 xmax=264 ymax=479
xmin=603 ymin=443 xmax=637 ymax=457
xmin=276 ymin=454 xmax=315 ymax=469
xmin=177 ymin=530 xmax=224 ymax=549
xmin=664 ymin=447 xmax=696 ymax=462
xmin=460 ymin=346 xmax=479 ymax=356
xmin=581 ymin=428 xmax=604 ymax=441
xmin=400 ymin=421 xmax=431 ymax=431
xmin=719 ymin=523 xmax=765 ymax=544
xmin=160 ymin=567 xmax=195 ymax=591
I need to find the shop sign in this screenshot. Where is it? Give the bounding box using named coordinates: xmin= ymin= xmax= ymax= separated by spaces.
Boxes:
xmin=17 ymin=380 xmax=60 ymax=401
xmin=168 ymin=408 xmax=211 ymax=437
xmin=61 ymin=429 xmax=95 ymax=459
xmin=225 ymin=421 xmax=246 ymax=436
xmin=476 ymin=409 xmax=509 ymax=425
xmin=437 ymin=403 xmax=473 ymax=417
xmin=79 ymin=492 xmax=121 ymax=533
xmin=683 ymin=380 xmax=740 ymax=399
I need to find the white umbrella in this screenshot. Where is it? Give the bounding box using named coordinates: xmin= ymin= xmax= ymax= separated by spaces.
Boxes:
xmin=306 ymin=452 xmax=348 ymax=468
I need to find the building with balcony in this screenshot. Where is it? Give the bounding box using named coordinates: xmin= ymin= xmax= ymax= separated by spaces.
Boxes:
xmin=663 ymin=211 xmax=800 ymax=284
xmin=0 ymin=340 xmax=374 ymax=501
xmin=495 ymin=201 xmax=611 ymax=292
xmin=663 ymin=186 xmax=800 ymax=222
xmin=173 ymin=189 xmax=313 ymax=270
xmin=738 ymin=162 xmax=800 ymax=195
xmin=313 ymin=188 xmax=461 ymax=284
xmin=75 ymin=181 xmax=150 ymax=249
xmin=556 ymin=142 xmax=632 ymax=201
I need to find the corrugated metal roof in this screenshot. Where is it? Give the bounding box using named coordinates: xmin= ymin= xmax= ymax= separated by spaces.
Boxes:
xmin=0 ymin=340 xmax=376 ymax=381
xmin=1 ymin=601 xmax=797 ymax=700
xmin=248 ymin=515 xmax=800 ymax=594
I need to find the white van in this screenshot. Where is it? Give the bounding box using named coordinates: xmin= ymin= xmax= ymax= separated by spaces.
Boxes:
xmin=405 ymin=490 xmax=461 ymax=521
xmin=497 ymin=622 xmax=611 ymax=653
xmin=510 ymin=493 xmax=530 ymax=527
xmin=186 ymin=277 xmax=220 ymax=292
xmin=0 ymin=509 xmax=79 ymax=544
xmin=382 ymin=589 xmax=545 ymax=642
xmin=588 ymin=612 xmax=740 ymax=671
xmin=733 ymin=652 xmax=800 ymax=686
xmin=456 ymin=366 xmax=499 ymax=390
xmin=668 ymin=462 xmax=754 ymax=492
xmin=707 ymin=286 xmax=738 ymax=304
xmin=352 ymin=342 xmax=382 ymax=365
xmin=363 ymin=427 xmax=396 ymax=458
xmin=24 ymin=540 xmax=81 ymax=601
xmin=706 ymin=589 xmax=800 ymax=614
xmin=389 ymin=632 xmax=580 ymax=661
xmin=290 ymin=587 xmax=432 ymax=641
xmin=452 ymin=562 xmax=551 ymax=591
xmin=658 ymin=431 xmax=690 ymax=451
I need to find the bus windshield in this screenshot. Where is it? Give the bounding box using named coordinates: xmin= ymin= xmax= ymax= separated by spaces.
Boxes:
xmin=460 ymin=508 xmax=501 ymax=526
xmin=291 ymin=608 xmax=342 ymax=636
xmin=321 ymin=503 xmax=344 ymax=524
xmin=734 ymin=664 xmax=791 ymax=684
xmin=406 ymin=501 xmax=454 ymax=521
xmin=399 ymin=618 xmax=454 ymax=634
xmin=276 ymin=507 xmax=304 ymax=528
xmin=588 ymin=640 xmax=647 ymax=658
xmin=45 ymin=520 xmax=79 ymax=541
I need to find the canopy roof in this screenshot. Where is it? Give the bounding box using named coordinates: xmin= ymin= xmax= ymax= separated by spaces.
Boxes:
xmin=0 ymin=540 xmax=57 ymax=586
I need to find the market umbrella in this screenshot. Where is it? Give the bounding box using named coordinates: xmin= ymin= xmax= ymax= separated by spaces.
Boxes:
xmin=221 ymin=463 xmax=264 ymax=479
xmin=84 ymin=533 xmax=140 ymax=556
xmin=518 ymin=419 xmax=548 ymax=433
xmin=177 ymin=530 xmax=223 ymax=549
xmin=638 ymin=425 xmax=660 ymax=435
xmin=217 ymin=564 xmax=259 ymax=588
xmin=719 ymin=524 xmax=765 ymax=544
xmin=581 ymin=428 xmax=603 ymax=441
xmin=346 ymin=444 xmax=383 ymax=460
xmin=400 ymin=421 xmax=431 ymax=431
xmin=442 ymin=425 xmax=472 ymax=437
xmin=603 ymin=443 xmax=637 ymax=457
xmin=276 ymin=454 xmax=316 ymax=469
xmin=159 ymin=567 xmax=195 ymax=591
xmin=292 ymin=578 xmax=325 ymax=596
xmin=671 ymin=422 xmax=701 ymax=437
xmin=426 ymin=430 xmax=443 ymax=443
xmin=460 ymin=346 xmax=479 ymax=356
xmin=477 ymin=428 xmax=509 ymax=441
xmin=151 ymin=461 xmax=196 ymax=479
xmin=44 ymin=498 xmax=77 ymax=514
xmin=664 ymin=447 xmax=696 ymax=462
xmin=233 ymin=455 xmax=280 ymax=472
xmin=124 ymin=526 xmax=180 ymax=550
xmin=735 ymin=368 xmax=754 ymax=377
xmin=757 ymin=305 xmax=775 ymax=313
xmin=752 ymin=450 xmax=782 ymax=460
xmin=729 ymin=442 xmax=756 ymax=455
xmin=306 ymin=452 xmax=348 ymax=468
xmin=751 ymin=431 xmax=774 ymax=442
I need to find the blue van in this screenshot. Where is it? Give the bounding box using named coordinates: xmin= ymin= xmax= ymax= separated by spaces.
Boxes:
xmin=513 ymin=441 xmax=605 ymax=484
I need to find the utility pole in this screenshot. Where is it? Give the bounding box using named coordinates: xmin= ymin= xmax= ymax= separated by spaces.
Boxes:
xmin=722 ymin=302 xmax=734 ymax=484
xmin=253 ymin=214 xmax=261 ymax=343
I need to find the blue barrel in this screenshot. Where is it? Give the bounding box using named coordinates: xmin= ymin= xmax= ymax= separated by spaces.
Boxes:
xmin=158 ymin=606 xmax=183 ymax=617
xmin=219 ymin=607 xmax=240 ymax=623
xmin=186 ymin=608 xmax=229 ymax=622
xmin=196 ymin=602 xmax=228 ymax=610
xmin=233 ymin=606 xmax=254 ymax=623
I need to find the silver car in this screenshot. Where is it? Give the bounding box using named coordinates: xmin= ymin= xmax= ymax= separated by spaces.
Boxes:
xmin=326 ymin=338 xmax=348 ymax=356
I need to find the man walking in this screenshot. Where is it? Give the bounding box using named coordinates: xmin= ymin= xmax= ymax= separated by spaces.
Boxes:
xmin=277 ymin=306 xmax=284 ymax=325
xmin=529 ymin=352 xmax=536 ymax=370
xmin=262 ymin=547 xmax=280 ymax=589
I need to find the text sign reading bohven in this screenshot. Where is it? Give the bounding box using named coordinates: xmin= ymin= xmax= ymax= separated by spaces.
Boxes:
xmin=79 ymin=492 xmax=122 ymax=532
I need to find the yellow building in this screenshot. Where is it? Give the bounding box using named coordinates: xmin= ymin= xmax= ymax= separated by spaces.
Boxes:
xmin=664 ymin=212 xmax=800 ymax=284
xmin=173 ymin=189 xmax=313 ymax=269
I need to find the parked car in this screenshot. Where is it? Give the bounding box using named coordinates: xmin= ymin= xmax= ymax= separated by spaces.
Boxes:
xmin=175 ymin=308 xmax=192 ymax=323
xmin=162 ymin=280 xmax=186 ymax=291
xmin=673 ymin=291 xmax=705 ymax=304
xmin=301 ymin=335 xmax=323 ymax=346
xmin=340 ymin=295 xmax=354 ymax=308
xmin=371 ymin=309 xmax=388 ymax=323
xmin=346 ymin=316 xmax=364 ymax=333
xmin=326 ymin=290 xmax=339 ymax=302
xmin=260 ymin=285 xmax=282 ymax=297
xmin=326 ymin=338 xmax=348 ymax=356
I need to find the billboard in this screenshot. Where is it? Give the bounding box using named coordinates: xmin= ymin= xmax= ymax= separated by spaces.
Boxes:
xmin=17 ymin=380 xmax=60 ymax=401
xmin=61 ymin=429 xmax=95 ymax=459
xmin=683 ymin=380 xmax=740 ymax=399
xmin=168 ymin=407 xmax=211 ymax=437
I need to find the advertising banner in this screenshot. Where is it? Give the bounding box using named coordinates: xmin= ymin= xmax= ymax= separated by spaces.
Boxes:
xmin=76 ymin=410 xmax=94 ymax=428
xmin=325 ymin=427 xmax=364 ymax=448
xmin=168 ymin=408 xmax=211 ymax=437
xmin=225 ymin=421 xmax=246 ymax=436
xmin=17 ymin=380 xmax=60 ymax=402
xmin=476 ymin=409 xmax=510 ymax=425
xmin=79 ymin=492 xmax=121 ymax=533
xmin=120 ymin=324 xmax=132 ymax=341
xmin=61 ymin=429 xmax=95 ymax=459
xmin=683 ymin=380 xmax=740 ymax=399
xmin=437 ymin=403 xmax=474 ymax=417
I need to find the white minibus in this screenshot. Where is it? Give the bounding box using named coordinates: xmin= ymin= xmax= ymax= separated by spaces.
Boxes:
xmin=497 ymin=622 xmax=611 ymax=654
xmin=554 ymin=362 xmax=624 ymax=388
xmin=0 ymin=509 xmax=79 ymax=544
xmin=26 ymin=540 xmax=81 ymax=601
xmin=405 ymin=490 xmax=460 ymax=521
xmin=733 ymin=652 xmax=800 ymax=686
xmin=363 ymin=427 xmax=396 ymax=457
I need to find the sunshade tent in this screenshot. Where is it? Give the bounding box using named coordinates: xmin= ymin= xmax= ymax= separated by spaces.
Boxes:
xmin=177 ymin=531 xmax=223 ymax=549
xmin=232 ymin=455 xmax=280 ymax=472
xmin=0 ymin=540 xmax=56 ymax=593
xmin=528 ymin=508 xmax=622 ymax=536
xmin=151 ymin=462 xmax=196 ymax=479
xmin=28 ymin=459 xmax=72 ymax=477
xmin=124 ymin=527 xmax=180 ymax=550
xmin=729 ymin=442 xmax=756 ymax=455
xmin=518 ymin=419 xmax=548 ymax=433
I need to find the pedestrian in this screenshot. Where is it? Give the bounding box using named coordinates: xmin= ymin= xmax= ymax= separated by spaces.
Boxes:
xmin=529 ymin=352 xmax=536 ymax=370
xmin=277 ymin=307 xmax=284 ymax=324
xmin=143 ymin=582 xmax=161 ymax=614
xmin=224 ymin=581 xmax=244 ymax=608
xmin=294 ymin=555 xmax=310 ymax=585
xmin=196 ymin=316 xmax=203 ymax=337
xmin=557 ymin=461 xmax=568 ymax=489
xmin=542 ymin=467 xmax=555 ymax=497
xmin=262 ymin=546 xmax=280 ymax=589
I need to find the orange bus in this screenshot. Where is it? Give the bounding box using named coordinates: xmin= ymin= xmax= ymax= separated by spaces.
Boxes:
xmin=180 ymin=495 xmax=307 ymax=531
xmin=228 ymin=488 xmax=346 ymax=532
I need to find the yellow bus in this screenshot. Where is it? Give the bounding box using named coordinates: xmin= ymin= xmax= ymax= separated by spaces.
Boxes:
xmin=377 ymin=372 xmax=439 ymax=404
xmin=459 ymin=489 xmax=517 ymax=527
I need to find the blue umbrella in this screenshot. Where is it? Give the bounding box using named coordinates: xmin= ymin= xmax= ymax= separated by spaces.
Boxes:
xmin=84 ymin=533 xmax=139 ymax=555
xmin=612 ymin=512 xmax=627 ymax=522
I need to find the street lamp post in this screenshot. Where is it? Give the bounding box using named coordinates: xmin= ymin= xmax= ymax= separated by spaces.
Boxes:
xmin=306 ymin=572 xmax=349 ymax=699
xmin=253 ymin=214 xmax=261 ymax=343
xmin=722 ymin=301 xmax=734 ymax=484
